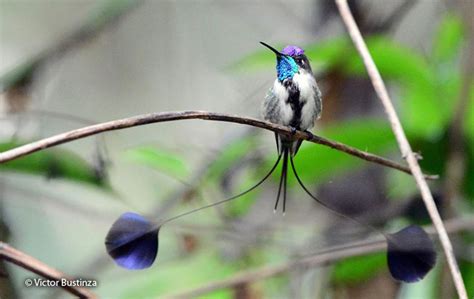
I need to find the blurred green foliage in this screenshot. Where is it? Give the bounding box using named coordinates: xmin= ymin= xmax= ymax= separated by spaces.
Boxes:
xmin=231 ymin=12 xmax=473 ymax=292
xmin=433 ymin=14 xmax=464 ymax=62
xmin=331 ymin=253 xmax=386 ymax=285
xmin=0 ymin=7 xmax=471 ymax=298
xmin=461 ymin=259 xmax=474 ymax=298
xmin=290 ymin=119 xmax=395 ymax=185
xmin=122 ymin=250 xmax=240 ymax=299
xmin=234 ymin=15 xmax=471 ymax=141
xmin=116 ymin=11 xmax=474 ymax=298
xmin=207 ymin=135 xmax=259 ymax=181
xmin=0 ymin=141 xmax=106 ymax=187
xmin=125 ymin=146 xmax=189 ymax=178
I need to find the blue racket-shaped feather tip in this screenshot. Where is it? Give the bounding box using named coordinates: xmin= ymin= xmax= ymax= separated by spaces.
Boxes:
xmin=105 ymin=212 xmax=159 ymax=270
xmin=386 ymin=225 xmax=436 ymax=282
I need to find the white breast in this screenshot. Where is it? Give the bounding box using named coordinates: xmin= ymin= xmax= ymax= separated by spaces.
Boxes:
xmin=293 ymin=72 xmax=316 ymax=102
xmin=293 ymin=71 xmax=317 ymax=130
xmin=272 ymin=79 xmax=293 ymax=125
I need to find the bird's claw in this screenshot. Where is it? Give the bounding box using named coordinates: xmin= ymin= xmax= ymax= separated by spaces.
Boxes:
xmin=304 ymin=130 xmax=314 ymax=139
xmin=289 ymin=127 xmax=297 ymax=135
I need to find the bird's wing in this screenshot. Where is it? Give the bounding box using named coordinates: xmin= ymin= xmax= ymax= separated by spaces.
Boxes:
xmin=261 ymin=87 xmax=281 ymax=124
xmin=313 ymin=83 xmax=323 ymax=120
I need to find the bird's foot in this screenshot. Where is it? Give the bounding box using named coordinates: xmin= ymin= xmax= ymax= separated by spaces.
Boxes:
xmin=304 ymin=130 xmax=314 ymax=139
xmin=289 ymin=126 xmax=297 ymax=135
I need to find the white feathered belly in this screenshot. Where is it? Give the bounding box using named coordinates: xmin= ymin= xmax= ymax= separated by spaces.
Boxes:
xmin=264 ymin=72 xmax=318 ymax=131
xmin=290 ymin=72 xmax=317 ymax=130
xmin=271 ymin=80 xmax=294 ymax=125
xmin=280 ymin=72 xmax=316 ymax=131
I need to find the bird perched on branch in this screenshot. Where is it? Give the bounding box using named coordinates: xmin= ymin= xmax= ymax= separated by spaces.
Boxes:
xmin=105 ymin=43 xmax=437 ymax=284
xmin=260 ymin=42 xmax=322 ymax=213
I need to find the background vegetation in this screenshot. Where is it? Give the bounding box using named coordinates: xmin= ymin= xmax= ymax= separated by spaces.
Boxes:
xmin=0 ymin=0 xmax=472 ymax=298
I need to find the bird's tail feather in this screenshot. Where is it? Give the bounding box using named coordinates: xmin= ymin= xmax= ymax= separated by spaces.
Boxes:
xmin=289 ymin=155 xmax=379 ymax=232
xmin=161 ymin=152 xmax=283 ymax=225
xmin=274 ymin=147 xmax=289 ymax=213
xmin=276 ymin=134 xmax=303 ymax=157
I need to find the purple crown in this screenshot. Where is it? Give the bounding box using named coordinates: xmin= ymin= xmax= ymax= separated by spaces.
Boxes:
xmin=281 ymin=45 xmax=304 ymax=56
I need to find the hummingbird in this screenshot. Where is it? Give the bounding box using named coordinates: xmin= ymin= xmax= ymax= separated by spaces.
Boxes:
xmin=105 ymin=42 xmax=436 ymax=284
xmin=260 ymin=42 xmax=322 ymax=213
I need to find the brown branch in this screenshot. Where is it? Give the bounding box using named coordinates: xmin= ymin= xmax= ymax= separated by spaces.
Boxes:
xmin=0 ymin=110 xmax=437 ymax=180
xmin=334 ymin=0 xmax=468 ymax=298
xmin=0 ymin=242 xmax=96 ymax=298
xmin=163 ymin=218 xmax=474 ymax=299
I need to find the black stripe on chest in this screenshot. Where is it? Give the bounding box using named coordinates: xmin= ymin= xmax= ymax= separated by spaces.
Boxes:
xmin=284 ymin=79 xmax=303 ymax=129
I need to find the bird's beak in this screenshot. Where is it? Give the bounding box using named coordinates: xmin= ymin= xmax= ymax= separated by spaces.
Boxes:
xmin=260 ymin=41 xmax=284 ymax=58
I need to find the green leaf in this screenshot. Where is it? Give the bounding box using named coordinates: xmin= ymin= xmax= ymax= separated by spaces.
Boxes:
xmin=0 ymin=141 xmax=105 ymax=187
xmin=400 ymin=84 xmax=445 ymax=138
xmin=207 ymin=135 xmax=259 ymax=179
xmin=433 ymin=14 xmax=465 ymax=62
xmin=408 ymin=127 xmax=449 ymax=175
xmin=282 ymin=119 xmax=396 ymax=185
xmin=331 ymin=252 xmax=386 ymax=285
xmin=401 ymin=69 xmax=462 ymax=140
xmin=300 ymin=37 xmax=352 ymax=72
xmin=224 ymin=169 xmax=262 ymax=218
xmin=461 ymin=260 xmax=474 ymax=299
xmin=125 ymin=146 xmax=189 ymax=178
xmin=458 ymin=222 xmax=474 ymax=296
xmin=465 ymin=83 xmax=474 ymax=141
xmin=343 ymin=36 xmax=433 ymax=88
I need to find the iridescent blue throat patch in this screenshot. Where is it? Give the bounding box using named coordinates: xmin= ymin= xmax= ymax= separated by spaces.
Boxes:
xmin=276 ymin=56 xmax=298 ymax=81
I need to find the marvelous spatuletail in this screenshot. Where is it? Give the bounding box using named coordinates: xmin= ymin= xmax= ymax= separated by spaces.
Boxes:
xmin=260 ymin=41 xmax=322 ymax=214
xmin=105 ymin=42 xmax=436 ymax=283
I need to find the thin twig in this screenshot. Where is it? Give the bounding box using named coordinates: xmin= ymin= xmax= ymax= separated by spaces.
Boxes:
xmin=334 ymin=1 xmax=468 ymax=298
xmin=0 ymin=242 xmax=96 ymax=298
xmin=163 ymin=218 xmax=474 ymax=299
xmin=0 ymin=110 xmax=437 ymax=180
